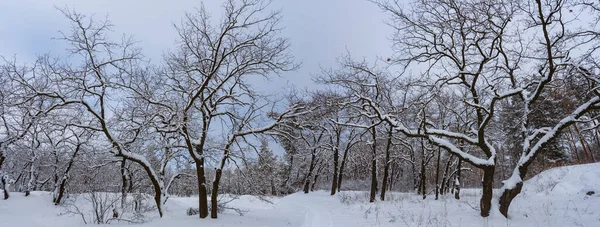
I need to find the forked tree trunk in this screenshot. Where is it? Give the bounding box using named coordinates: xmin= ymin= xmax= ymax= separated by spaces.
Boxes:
xmin=498 ymin=173 xmax=525 ymax=217
xmin=499 ymin=155 xmax=537 ymax=218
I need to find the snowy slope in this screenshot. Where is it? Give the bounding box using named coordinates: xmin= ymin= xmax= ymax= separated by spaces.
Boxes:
xmin=522 ymin=163 xmax=600 ymax=196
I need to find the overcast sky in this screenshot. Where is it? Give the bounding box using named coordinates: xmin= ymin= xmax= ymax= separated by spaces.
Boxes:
xmin=0 ymin=0 xmax=394 ymax=93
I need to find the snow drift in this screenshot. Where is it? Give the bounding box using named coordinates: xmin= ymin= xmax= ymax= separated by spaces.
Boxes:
xmin=522 ymin=163 xmax=600 ymax=196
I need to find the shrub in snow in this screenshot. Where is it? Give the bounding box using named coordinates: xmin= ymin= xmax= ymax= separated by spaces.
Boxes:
xmin=61 ymin=192 xmax=150 ymax=224
xmin=186 ymin=207 xmax=199 ymax=216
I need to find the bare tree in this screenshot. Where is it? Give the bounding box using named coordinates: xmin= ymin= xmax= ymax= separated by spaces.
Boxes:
xmin=26 ymin=9 xmax=171 ymax=217
xmin=497 ymin=0 xmax=600 ymax=217
xmin=127 ymin=0 xmax=299 ymax=219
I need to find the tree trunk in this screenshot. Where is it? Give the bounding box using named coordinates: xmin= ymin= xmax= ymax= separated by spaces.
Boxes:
xmin=420 ymin=158 xmax=426 ymax=199
xmin=337 ymin=145 xmax=351 ymax=192
xmin=574 ymin=124 xmax=595 ymax=162
xmin=440 ymin=156 xmax=452 ymax=195
xmin=25 ymin=160 xmax=35 ymax=197
xmin=568 ymin=127 xmax=581 ymax=162
xmin=54 ymin=144 xmax=80 ymax=205
xmin=0 ymin=152 xmax=5 ymax=172
xmin=1 ymin=175 xmax=9 ymax=200
xmin=129 ymin=157 xmax=164 ymax=218
xmin=211 ymin=169 xmax=222 ymax=219
xmin=420 ymin=140 xmax=426 ymax=200
xmin=499 ymin=172 xmax=525 ymax=217
xmin=454 ymin=159 xmax=462 ymax=200
xmin=54 ymin=176 xmax=69 ymax=205
xmin=330 ymin=141 xmax=339 ymax=195
xmin=369 ymin=127 xmax=378 ymax=203
xmin=499 ymin=154 xmax=537 ymax=218
xmin=480 ymin=166 xmax=495 ymax=217
xmin=380 ymin=126 xmax=393 ymax=201
xmin=304 ymin=151 xmax=317 ymax=194
xmin=435 ymin=148 xmax=441 ymax=200
xmin=195 ymin=161 xmax=209 ymax=218
xmin=120 ymin=157 xmax=128 ymax=210
xmin=411 ymin=148 xmax=418 ymax=192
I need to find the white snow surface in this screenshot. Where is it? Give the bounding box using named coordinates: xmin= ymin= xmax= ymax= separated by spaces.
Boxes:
xmin=1 ymin=163 xmax=600 ymax=227
xmin=522 ymin=162 xmax=600 ymax=196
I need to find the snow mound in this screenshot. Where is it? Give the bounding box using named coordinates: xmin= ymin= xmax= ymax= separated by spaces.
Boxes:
xmin=522 ymin=163 xmax=600 ymax=196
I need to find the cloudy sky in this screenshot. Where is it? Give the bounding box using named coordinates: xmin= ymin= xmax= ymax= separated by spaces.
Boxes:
xmin=0 ymin=0 xmax=394 ymax=93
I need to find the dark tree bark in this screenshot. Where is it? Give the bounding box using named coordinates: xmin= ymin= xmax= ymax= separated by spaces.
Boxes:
xmin=195 ymin=160 xmax=209 ymax=218
xmin=380 ymin=126 xmax=393 ymax=201
xmin=498 ymin=149 xmax=542 ymax=217
xmin=337 ymin=141 xmax=354 ymax=192
xmin=330 ymin=129 xmax=341 ymax=195
xmin=480 ymin=166 xmax=495 ymax=217
xmin=211 ymin=169 xmax=222 ymax=219
xmin=419 ymin=139 xmax=426 ymax=200
xmin=304 ymin=150 xmax=317 ymax=194
xmin=330 ymin=150 xmax=338 ymax=195
xmin=0 ymin=152 xmax=5 ymax=172
xmin=54 ymin=143 xmax=81 ymax=205
xmin=1 ymin=175 xmax=8 ymax=200
xmin=498 ymin=165 xmax=528 ymax=218
xmin=369 ymin=126 xmax=378 ymax=203
xmin=440 ymin=156 xmax=453 ymax=195
xmin=125 ymin=156 xmax=164 ymax=218
xmin=410 ymin=148 xmax=419 ymax=192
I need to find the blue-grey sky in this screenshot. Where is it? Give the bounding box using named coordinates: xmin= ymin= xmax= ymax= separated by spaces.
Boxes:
xmin=0 ymin=0 xmax=394 ymax=92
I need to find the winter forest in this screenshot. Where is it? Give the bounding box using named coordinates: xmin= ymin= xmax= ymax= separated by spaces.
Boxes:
xmin=2 ymin=0 xmax=600 ymax=226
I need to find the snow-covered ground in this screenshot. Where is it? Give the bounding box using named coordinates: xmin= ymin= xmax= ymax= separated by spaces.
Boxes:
xmin=1 ymin=163 xmax=600 ymax=227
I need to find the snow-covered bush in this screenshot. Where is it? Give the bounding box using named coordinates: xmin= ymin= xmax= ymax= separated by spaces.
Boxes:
xmin=61 ymin=192 xmax=152 ymax=224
